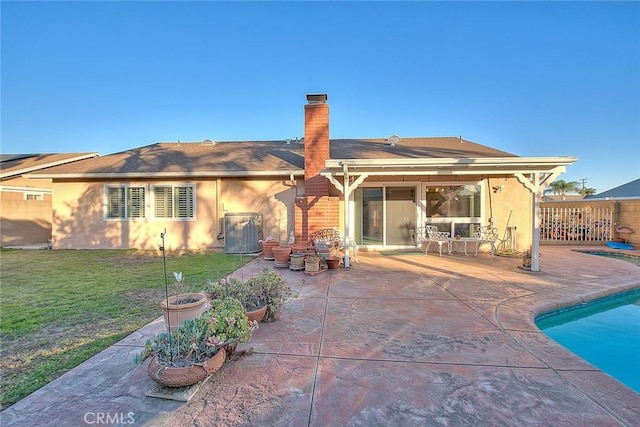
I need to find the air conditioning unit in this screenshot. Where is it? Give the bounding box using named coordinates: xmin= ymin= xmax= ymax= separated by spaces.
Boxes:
xmin=224 ymin=213 xmax=263 ymax=254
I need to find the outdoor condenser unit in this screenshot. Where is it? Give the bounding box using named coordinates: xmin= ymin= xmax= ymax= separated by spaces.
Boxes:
xmin=223 ymin=213 xmax=263 ymax=254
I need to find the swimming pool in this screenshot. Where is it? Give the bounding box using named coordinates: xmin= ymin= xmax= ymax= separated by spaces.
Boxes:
xmin=576 ymin=250 xmax=640 ymax=266
xmin=536 ymin=289 xmax=640 ymax=393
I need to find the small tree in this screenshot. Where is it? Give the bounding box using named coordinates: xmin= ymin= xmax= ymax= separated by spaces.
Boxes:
xmin=580 ymin=187 xmax=597 ymax=197
xmin=544 ymin=179 xmax=580 ymax=200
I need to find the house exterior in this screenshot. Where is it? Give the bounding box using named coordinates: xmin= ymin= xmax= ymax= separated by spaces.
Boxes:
xmin=25 ymin=94 xmax=576 ymax=271
xmin=1 ymin=152 xmax=99 ymax=246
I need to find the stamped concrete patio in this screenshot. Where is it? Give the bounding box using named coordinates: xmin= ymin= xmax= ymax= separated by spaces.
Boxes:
xmin=1 ymin=246 xmax=639 ymax=426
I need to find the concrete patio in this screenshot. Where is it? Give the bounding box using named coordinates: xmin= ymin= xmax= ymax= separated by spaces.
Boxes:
xmin=2 ymin=246 xmax=639 ymax=426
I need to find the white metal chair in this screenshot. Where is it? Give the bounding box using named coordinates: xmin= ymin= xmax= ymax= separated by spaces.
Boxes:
xmin=423 ymin=225 xmax=451 ymax=256
xmin=474 ymin=226 xmax=498 ymax=255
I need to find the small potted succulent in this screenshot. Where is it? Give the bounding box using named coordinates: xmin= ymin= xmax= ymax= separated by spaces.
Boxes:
xmin=134 ymin=297 xmax=255 ymax=388
xmin=206 ymin=268 xmax=296 ymax=323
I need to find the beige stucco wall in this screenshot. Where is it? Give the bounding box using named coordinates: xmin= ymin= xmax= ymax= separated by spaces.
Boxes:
xmin=0 ymin=176 xmax=53 ymax=246
xmin=50 ymin=178 xmax=295 ymax=250
xmin=51 ymin=180 xmax=217 ymax=250
xmin=219 ymin=178 xmax=295 ymax=244
xmin=485 ymin=177 xmax=534 ymax=253
xmin=0 ymin=197 xmax=52 ymax=246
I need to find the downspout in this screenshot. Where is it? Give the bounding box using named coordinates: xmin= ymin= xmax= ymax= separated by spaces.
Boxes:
xmin=343 ymin=162 xmax=351 ymax=269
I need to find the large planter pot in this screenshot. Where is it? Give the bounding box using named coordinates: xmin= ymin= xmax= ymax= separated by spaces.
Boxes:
xmin=246 ymin=304 xmax=268 ymax=323
xmin=272 ymin=246 xmax=291 ymax=267
xmin=261 ymin=240 xmax=280 ymax=260
xmin=147 ymin=348 xmax=226 ymax=388
xmin=161 ymin=292 xmax=208 ymax=330
xmin=291 ymin=243 xmax=309 ymax=254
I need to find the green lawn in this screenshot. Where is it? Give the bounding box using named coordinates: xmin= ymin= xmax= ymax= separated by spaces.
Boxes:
xmin=0 ymin=248 xmax=252 ymax=410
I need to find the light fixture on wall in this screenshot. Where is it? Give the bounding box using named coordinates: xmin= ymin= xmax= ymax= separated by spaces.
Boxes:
xmin=492 ymin=185 xmax=504 ymax=194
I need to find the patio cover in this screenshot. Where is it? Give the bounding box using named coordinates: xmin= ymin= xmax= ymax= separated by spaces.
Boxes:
xmin=321 ymin=156 xmax=578 ymax=271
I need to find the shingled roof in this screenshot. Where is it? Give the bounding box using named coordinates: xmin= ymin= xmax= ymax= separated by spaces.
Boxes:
xmin=1 ymin=152 xmax=99 ymax=179
xmin=24 ymin=137 xmax=515 ymax=178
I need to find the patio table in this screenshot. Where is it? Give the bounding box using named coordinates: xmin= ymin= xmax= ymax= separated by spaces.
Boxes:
xmin=448 ymin=237 xmax=483 ymax=256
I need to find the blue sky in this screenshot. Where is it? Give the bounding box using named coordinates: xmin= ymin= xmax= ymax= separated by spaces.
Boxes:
xmin=2 ymin=1 xmax=638 ymax=194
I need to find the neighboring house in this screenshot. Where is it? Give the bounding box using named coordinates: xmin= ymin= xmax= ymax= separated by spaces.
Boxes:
xmin=0 ymin=152 xmax=99 ymax=246
xmin=25 ymin=94 xmax=576 ymax=271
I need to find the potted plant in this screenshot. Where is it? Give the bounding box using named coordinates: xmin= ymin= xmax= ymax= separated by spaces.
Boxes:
xmin=134 ymin=297 xmax=254 ymax=388
xmin=304 ymin=254 xmax=321 ymax=273
xmin=161 ymin=271 xmax=209 ymax=330
xmin=205 ymin=268 xmax=296 ymax=323
xmin=272 ymin=245 xmax=292 ymax=267
xmin=259 ymin=237 xmax=280 ymax=260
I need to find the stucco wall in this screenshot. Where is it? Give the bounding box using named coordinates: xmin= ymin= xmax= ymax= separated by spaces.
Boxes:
xmin=486 ymin=177 xmax=534 ymax=253
xmin=51 ymin=180 xmax=217 ymax=250
xmin=50 ymin=178 xmax=295 ymax=250
xmin=0 ymin=175 xmax=53 ymax=246
xmin=0 ymin=197 xmax=52 ymax=246
xmin=220 ymin=178 xmax=295 ymax=244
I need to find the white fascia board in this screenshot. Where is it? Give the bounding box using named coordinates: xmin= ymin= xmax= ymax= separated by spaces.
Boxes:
xmin=325 ymin=156 xmax=577 ymax=169
xmin=323 ymin=169 xmax=567 ymax=177
xmin=0 ymin=185 xmax=52 ymax=193
xmin=23 ymin=170 xmax=305 ymax=179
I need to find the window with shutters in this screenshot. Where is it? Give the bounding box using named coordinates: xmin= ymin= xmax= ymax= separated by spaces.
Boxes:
xmin=153 ymin=185 xmax=195 ymax=219
xmin=106 ymin=186 xmax=146 ymax=219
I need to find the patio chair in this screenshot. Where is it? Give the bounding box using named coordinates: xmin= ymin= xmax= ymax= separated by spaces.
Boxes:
xmin=423 ymin=225 xmax=452 ymax=256
xmin=474 ymin=225 xmax=498 ymax=255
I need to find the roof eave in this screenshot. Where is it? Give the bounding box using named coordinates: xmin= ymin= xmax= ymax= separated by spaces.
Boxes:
xmin=322 ymin=156 xmax=577 ymax=176
xmin=23 ymin=170 xmax=305 ymax=179
xmin=0 ymin=153 xmax=101 ymax=179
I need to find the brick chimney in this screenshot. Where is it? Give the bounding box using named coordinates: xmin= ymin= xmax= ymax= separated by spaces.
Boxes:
xmin=304 ymin=94 xmax=330 ymax=195
xmin=295 ymin=94 xmax=339 ymax=242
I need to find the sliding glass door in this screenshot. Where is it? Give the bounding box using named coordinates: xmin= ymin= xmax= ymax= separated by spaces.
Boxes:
xmin=354 ymin=185 xmax=417 ymax=247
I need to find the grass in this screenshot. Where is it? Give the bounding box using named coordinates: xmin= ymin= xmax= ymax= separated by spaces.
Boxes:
xmin=0 ymin=248 xmax=253 ymax=410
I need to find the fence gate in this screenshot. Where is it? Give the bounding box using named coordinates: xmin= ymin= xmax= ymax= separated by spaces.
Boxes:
xmin=540 ymin=206 xmax=612 ymax=243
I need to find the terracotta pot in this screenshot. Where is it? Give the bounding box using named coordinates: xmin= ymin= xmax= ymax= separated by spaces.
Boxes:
xmin=147 ymin=349 xmax=226 ymax=388
xmin=291 ymin=244 xmax=308 ymax=253
xmin=246 ymin=304 xmax=268 ymax=323
xmin=272 ymin=246 xmax=291 ymax=267
xmin=161 ymin=292 xmax=208 ymax=330
xmin=326 ymin=257 xmax=340 ymax=270
xmin=261 ymin=240 xmax=280 ymax=260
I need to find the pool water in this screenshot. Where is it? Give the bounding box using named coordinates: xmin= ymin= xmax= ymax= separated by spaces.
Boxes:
xmin=536 ymin=289 xmax=640 ymax=393
xmin=576 ymin=250 xmax=640 ymax=266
